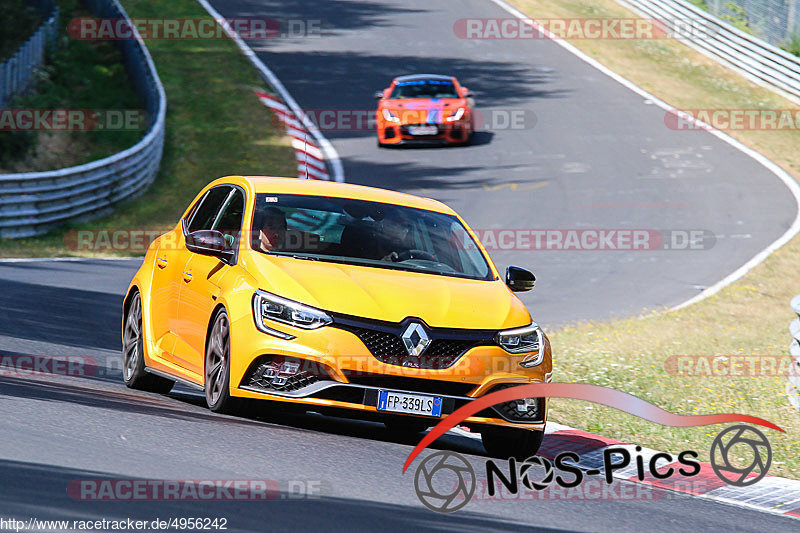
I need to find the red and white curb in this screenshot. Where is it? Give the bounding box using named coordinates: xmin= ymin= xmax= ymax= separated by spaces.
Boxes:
xmin=449 ymin=422 xmax=800 ymax=518
xmin=255 ymin=91 xmax=330 ymax=181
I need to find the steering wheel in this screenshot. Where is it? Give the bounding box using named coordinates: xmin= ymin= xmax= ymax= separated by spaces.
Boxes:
xmin=394 ymin=249 xmax=437 ymax=262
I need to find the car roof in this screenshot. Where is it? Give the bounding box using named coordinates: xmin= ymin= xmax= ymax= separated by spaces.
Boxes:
xmin=393 ymin=74 xmax=454 ymax=83
xmin=215 ymin=176 xmax=456 ymax=215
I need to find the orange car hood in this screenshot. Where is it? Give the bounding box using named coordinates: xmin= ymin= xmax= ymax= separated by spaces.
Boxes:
xmin=244 ymin=253 xmax=530 ymax=330
xmin=382 ymin=98 xmax=467 ymax=123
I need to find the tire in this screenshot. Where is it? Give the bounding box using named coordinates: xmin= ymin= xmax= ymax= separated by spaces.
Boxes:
xmin=204 ymin=308 xmax=240 ymax=414
xmin=481 ymin=427 xmax=544 ymax=460
xmin=383 ymin=416 xmax=431 ymax=435
xmin=122 ymin=291 xmax=174 ymax=394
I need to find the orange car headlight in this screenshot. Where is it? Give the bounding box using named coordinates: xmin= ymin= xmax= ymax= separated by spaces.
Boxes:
xmin=446 ymin=107 xmax=466 ymax=122
xmin=382 ymin=108 xmax=400 ymax=123
xmin=252 ymin=290 xmax=332 ymax=338
xmin=495 ymin=323 xmax=545 ymax=367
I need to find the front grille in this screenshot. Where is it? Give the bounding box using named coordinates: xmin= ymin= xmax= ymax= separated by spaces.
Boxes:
xmin=348 ymin=328 xmax=405 ymax=358
xmin=331 ymin=314 xmax=494 ymax=370
xmin=241 ymin=355 xmax=324 ymax=393
xmin=484 ymin=383 xmax=544 ymax=423
xmin=341 ymin=371 xmax=477 ymax=397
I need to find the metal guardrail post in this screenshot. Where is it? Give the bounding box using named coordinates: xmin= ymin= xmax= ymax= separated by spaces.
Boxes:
xmin=0 ymin=0 xmax=166 ymax=238
xmin=619 ymin=0 xmax=800 ymax=104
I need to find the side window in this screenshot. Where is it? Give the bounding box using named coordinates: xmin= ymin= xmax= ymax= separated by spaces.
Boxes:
xmin=187 ymin=187 xmax=231 ymax=233
xmin=213 ymin=189 xmax=245 ymax=246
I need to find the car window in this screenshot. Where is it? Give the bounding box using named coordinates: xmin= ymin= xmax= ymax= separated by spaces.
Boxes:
xmin=389 ymin=80 xmax=459 ymax=99
xmin=251 ymin=193 xmax=493 ymax=281
xmin=212 ymin=189 xmax=245 ymax=247
xmin=187 ymin=186 xmax=231 ymax=233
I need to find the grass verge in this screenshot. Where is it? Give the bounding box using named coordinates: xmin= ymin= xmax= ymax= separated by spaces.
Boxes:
xmin=0 ymin=0 xmax=295 ymax=256
xmin=1 ymin=0 xmax=142 ymax=172
xmin=507 ymin=0 xmax=800 ymax=478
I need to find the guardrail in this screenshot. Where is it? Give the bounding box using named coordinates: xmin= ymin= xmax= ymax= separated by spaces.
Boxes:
xmin=0 ymin=0 xmax=166 ymax=239
xmin=790 ymin=294 xmax=800 ymax=410
xmin=0 ymin=0 xmax=59 ymax=107
xmin=619 ymin=0 xmax=800 ymax=103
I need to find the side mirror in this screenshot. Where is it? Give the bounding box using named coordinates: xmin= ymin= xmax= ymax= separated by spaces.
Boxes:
xmin=374 ymin=90 xmax=385 ymax=100
xmin=506 ymin=265 xmax=535 ymax=292
xmin=461 ymin=87 xmax=474 ymax=98
xmin=186 ymin=229 xmax=234 ymax=262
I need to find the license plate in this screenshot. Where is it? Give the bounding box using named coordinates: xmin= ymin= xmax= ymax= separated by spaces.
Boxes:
xmin=377 ymin=390 xmax=443 ymax=417
xmin=408 ymin=125 xmax=438 ymax=136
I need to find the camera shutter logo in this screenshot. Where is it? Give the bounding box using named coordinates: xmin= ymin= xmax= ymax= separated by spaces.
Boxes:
xmin=414 ymin=451 xmax=475 ymax=513
xmin=710 ymin=425 xmax=771 ymax=487
xmin=519 ymin=456 xmax=554 ymax=490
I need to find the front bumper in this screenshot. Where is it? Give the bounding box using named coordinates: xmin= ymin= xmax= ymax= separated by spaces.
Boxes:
xmin=229 ymin=311 xmax=551 ymax=430
xmin=379 ymin=122 xmax=471 ymax=145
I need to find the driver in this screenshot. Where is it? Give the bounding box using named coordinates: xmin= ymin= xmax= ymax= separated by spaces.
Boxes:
xmin=378 ymin=210 xmax=414 ymax=261
xmin=257 ymin=206 xmax=287 ymax=252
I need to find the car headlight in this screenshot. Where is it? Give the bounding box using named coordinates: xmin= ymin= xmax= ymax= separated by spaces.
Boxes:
xmin=253 ymin=290 xmax=332 ymax=337
xmin=382 ymin=108 xmax=401 ymax=122
xmin=495 ymin=323 xmax=545 ymax=367
xmin=446 ymin=107 xmax=466 ymax=122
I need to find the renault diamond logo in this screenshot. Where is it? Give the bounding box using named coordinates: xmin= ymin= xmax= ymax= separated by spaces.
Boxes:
xmin=402 ymin=322 xmax=431 ymax=356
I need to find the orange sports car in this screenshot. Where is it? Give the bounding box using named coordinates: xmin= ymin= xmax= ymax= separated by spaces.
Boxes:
xmin=375 ymin=74 xmax=474 ymax=147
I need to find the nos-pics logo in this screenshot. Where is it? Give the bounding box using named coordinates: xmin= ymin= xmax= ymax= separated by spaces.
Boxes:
xmin=413 ymin=425 xmax=772 ymax=513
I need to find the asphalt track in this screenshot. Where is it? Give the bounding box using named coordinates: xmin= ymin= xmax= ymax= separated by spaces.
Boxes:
xmin=208 ymin=0 xmax=797 ymax=327
xmin=1 ymin=0 xmax=799 ymax=530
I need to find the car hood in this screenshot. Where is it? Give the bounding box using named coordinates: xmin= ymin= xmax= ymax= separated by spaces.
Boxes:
xmin=381 ymin=98 xmax=467 ymax=123
xmin=244 ymin=253 xmax=531 ymax=330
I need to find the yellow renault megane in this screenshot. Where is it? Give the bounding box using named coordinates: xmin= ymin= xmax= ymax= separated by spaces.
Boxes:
xmin=122 ymin=176 xmax=552 ymax=457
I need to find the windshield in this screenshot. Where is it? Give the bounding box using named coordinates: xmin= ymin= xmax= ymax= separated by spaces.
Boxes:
xmin=251 ymin=194 xmax=493 ymax=280
xmin=388 ymin=79 xmax=459 ymax=99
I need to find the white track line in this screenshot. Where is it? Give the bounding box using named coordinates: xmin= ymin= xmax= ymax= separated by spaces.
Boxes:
xmin=195 ymin=0 xmax=344 ymax=182
xmin=489 ymin=0 xmax=800 ymax=311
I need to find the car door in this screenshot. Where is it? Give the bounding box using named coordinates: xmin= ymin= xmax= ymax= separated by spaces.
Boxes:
xmin=147 ymin=186 xmax=230 ymax=364
xmin=173 ymin=186 xmax=244 ymax=378
xmin=146 ymin=224 xmax=185 ymax=362
xmin=164 ymin=185 xmax=233 ymax=377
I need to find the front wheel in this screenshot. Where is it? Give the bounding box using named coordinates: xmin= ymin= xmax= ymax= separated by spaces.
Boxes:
xmin=122 ymin=291 xmax=174 ymax=394
xmin=205 ymin=308 xmax=240 ymax=414
xmin=481 ymin=427 xmax=544 ymax=460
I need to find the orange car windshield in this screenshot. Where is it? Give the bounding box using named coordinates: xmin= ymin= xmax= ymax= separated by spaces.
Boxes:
xmin=251 ymin=193 xmax=493 ymax=281
xmin=389 ymin=80 xmax=459 ymax=99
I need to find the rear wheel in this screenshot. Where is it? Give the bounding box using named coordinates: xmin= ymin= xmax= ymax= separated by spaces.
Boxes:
xmin=122 ymin=291 xmax=174 ymax=393
xmin=481 ymin=427 xmax=544 ymax=460
xmin=205 ymin=308 xmax=240 ymax=414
